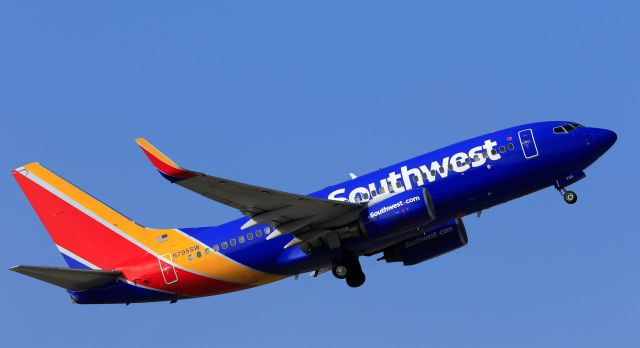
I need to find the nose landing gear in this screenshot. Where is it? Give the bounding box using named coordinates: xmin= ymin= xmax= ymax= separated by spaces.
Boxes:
xmin=332 ymin=257 xmax=366 ymax=288
xmin=558 ymin=187 xmax=578 ymax=204
xmin=563 ymin=190 xmax=577 ymax=204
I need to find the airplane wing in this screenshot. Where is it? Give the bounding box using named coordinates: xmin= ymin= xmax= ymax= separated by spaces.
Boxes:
xmin=10 ymin=265 xmax=122 ymax=291
xmin=136 ymin=138 xmax=363 ymax=246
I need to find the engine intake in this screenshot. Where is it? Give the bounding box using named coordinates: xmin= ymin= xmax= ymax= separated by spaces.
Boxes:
xmin=381 ymin=218 xmax=468 ymax=265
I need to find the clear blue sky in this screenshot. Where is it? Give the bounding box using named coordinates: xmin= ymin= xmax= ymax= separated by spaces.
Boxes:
xmin=1 ymin=1 xmax=638 ymax=347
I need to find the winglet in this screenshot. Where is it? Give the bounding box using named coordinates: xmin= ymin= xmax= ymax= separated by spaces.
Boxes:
xmin=135 ymin=138 xmax=196 ymax=183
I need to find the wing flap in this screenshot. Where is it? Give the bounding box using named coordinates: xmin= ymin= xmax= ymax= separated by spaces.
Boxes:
xmin=10 ymin=265 xmax=122 ymax=291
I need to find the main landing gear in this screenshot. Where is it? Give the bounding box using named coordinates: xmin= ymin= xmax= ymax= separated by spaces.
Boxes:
xmin=332 ymin=257 xmax=366 ymax=288
xmin=558 ymin=187 xmax=578 ymax=204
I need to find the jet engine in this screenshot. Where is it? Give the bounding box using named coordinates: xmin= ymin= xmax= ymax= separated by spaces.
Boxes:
xmin=359 ymin=188 xmax=438 ymax=240
xmin=380 ymin=218 xmax=468 ymax=265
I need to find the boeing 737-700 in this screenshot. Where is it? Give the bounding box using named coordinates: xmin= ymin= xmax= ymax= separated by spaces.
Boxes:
xmin=10 ymin=121 xmax=616 ymax=304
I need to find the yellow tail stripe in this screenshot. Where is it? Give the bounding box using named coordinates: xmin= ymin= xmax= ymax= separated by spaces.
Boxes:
xmin=135 ymin=138 xmax=182 ymax=170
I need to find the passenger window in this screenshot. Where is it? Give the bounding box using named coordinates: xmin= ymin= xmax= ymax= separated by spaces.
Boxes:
xmin=256 ymin=230 xmax=262 ymax=237
xmin=205 ymin=248 xmax=210 ymax=255
xmin=239 ymin=235 xmax=245 ymax=243
xmin=222 ymin=242 xmax=228 ymax=249
xmin=421 ymin=172 xmax=428 ymax=180
xmin=265 ymin=227 xmax=271 ymax=234
xmin=465 ymin=158 xmax=471 ymax=164
xmin=213 ymin=244 xmax=219 ymax=252
xmin=499 ymin=146 xmax=506 ymax=153
xmin=412 ymin=175 xmax=418 ymax=183
xmin=196 ymin=251 xmax=202 ymax=258
xmin=388 ymin=185 xmax=394 ymax=192
xmin=483 ymin=152 xmax=488 ymax=158
xmin=456 ymin=160 xmax=462 ymax=167
xmin=188 ymin=254 xmax=194 ymax=261
xmin=448 ymin=163 xmax=453 ymax=170
xmin=247 ymin=233 xmax=254 ymax=240
xmin=474 ymin=155 xmax=480 ymax=161
xmin=370 ymin=190 xmax=377 ymax=197
xmin=230 ymin=239 xmax=236 ymax=247
xmin=491 ymin=149 xmax=497 ymax=156
xmin=396 ymin=181 xmax=402 ymax=188
xmin=439 ymin=167 xmax=444 ymax=173
xmin=379 ymin=187 xmax=385 ymax=194
xmin=431 ymin=170 xmax=436 ymax=176
xmin=508 ymin=143 xmax=514 ymax=150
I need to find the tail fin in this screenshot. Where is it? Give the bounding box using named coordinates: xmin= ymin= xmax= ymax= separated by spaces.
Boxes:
xmin=12 ymin=163 xmax=152 ymax=270
xmin=12 ymin=162 xmax=267 ymax=293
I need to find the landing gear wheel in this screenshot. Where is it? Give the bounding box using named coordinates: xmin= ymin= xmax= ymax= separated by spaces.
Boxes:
xmin=346 ymin=271 xmax=366 ymax=288
xmin=345 ymin=257 xmax=366 ymax=288
xmin=563 ymin=190 xmax=577 ymax=204
xmin=332 ymin=264 xmax=348 ymax=279
xmin=332 ymin=256 xmax=367 ymax=287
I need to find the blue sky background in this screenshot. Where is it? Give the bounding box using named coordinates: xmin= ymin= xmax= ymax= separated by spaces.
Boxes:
xmin=1 ymin=1 xmax=638 ymax=347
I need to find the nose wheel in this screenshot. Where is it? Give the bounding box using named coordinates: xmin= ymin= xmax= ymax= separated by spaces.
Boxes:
xmin=559 ymin=188 xmax=577 ymax=204
xmin=332 ymin=257 xmax=366 ymax=288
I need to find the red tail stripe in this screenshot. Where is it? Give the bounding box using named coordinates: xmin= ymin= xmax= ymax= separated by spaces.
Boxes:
xmin=139 ymin=147 xmax=195 ymax=179
xmin=14 ymin=171 xmax=243 ymax=296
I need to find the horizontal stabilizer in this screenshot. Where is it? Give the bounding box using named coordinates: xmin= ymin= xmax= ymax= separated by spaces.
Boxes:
xmin=10 ymin=265 xmax=122 ymax=291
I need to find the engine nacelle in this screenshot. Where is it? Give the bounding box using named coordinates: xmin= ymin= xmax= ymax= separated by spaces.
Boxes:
xmin=359 ymin=189 xmax=436 ymax=240
xmin=381 ymin=218 xmax=468 ymax=266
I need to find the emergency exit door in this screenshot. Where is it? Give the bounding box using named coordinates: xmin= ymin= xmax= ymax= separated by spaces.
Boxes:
xmin=518 ymin=129 xmax=539 ymax=159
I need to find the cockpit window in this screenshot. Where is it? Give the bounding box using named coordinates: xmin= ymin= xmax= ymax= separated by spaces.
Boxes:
xmin=553 ymin=126 xmax=567 ymax=134
xmin=553 ymin=122 xmax=583 ymax=134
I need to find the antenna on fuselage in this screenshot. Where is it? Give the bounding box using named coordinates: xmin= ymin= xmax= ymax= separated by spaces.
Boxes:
xmin=349 ymin=173 xmax=357 ymax=179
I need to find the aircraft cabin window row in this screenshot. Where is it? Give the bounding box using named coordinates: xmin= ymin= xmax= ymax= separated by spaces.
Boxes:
xmin=184 ymin=247 xmax=213 ymax=262
xmin=191 ymin=226 xmax=274 ymax=259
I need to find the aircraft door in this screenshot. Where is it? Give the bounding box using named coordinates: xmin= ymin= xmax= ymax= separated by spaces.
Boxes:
xmin=158 ymin=253 xmax=178 ymax=285
xmin=518 ymin=129 xmax=539 ymax=159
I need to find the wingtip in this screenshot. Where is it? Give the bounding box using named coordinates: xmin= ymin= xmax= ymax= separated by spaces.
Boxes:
xmin=135 ymin=138 xmax=195 ymax=182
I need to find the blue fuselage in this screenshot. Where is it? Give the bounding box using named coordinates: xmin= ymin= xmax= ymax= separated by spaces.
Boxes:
xmin=181 ymin=121 xmax=616 ymax=276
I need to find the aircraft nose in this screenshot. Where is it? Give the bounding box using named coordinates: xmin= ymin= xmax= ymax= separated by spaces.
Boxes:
xmin=591 ymin=128 xmax=617 ymax=153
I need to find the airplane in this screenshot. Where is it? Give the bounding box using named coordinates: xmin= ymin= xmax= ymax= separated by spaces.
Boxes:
xmin=10 ymin=121 xmax=616 ymax=304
